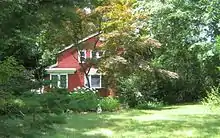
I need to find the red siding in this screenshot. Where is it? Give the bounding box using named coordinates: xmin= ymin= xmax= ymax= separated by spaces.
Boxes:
xmin=58 ymin=48 xmax=91 ymax=68
xmin=68 ymin=72 xmax=84 ymax=91
xmin=58 ymin=48 xmax=80 ymax=68
xmin=87 ymin=37 xmax=102 ymax=47
xmin=57 ymin=48 xmax=86 ymax=90
xmin=46 ymin=37 xmax=109 ymax=94
xmin=56 ymin=47 xmax=94 ymax=91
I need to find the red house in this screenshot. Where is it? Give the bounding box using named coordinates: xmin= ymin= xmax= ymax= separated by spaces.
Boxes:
xmin=45 ymin=32 xmax=114 ymax=96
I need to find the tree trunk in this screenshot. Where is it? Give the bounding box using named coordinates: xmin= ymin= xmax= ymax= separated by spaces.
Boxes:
xmin=85 ymin=73 xmax=91 ymax=88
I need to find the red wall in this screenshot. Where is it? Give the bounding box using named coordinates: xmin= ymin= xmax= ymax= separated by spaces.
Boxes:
xmin=47 ymin=37 xmax=102 ymax=91
xmin=58 ymin=48 xmax=79 ymax=68
xmin=68 ymin=72 xmax=84 ymax=91
xmin=57 ymin=48 xmax=91 ymax=68
xmin=86 ymin=37 xmax=102 ymax=47
xmin=56 ymin=48 xmax=86 ymax=91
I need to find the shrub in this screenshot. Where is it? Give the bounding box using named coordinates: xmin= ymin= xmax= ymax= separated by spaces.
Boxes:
xmin=0 ymin=57 xmax=36 ymax=95
xmin=100 ymin=97 xmax=120 ymax=111
xmin=135 ymin=101 xmax=164 ymax=110
xmin=69 ymin=87 xmax=99 ymax=112
xmin=50 ymin=88 xmax=69 ymax=94
xmin=0 ymin=90 xmax=68 ymax=138
xmin=116 ymin=72 xmax=159 ymax=107
xmin=0 ymin=97 xmax=26 ymax=116
xmin=117 ymin=69 xmax=204 ymax=106
xmin=38 ymin=92 xmax=71 ymax=114
xmin=202 ymin=86 xmax=220 ymax=111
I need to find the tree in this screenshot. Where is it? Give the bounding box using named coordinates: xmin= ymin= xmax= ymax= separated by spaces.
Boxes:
xmin=137 ymin=0 xmax=220 ymax=102
xmin=72 ymin=32 xmax=102 ymax=88
xmin=94 ymin=0 xmax=160 ymax=86
xmin=0 ymin=1 xmax=104 ymax=137
xmin=0 ymin=0 xmax=102 ymax=81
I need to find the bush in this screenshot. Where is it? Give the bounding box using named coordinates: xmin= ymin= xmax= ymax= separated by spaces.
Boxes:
xmin=117 ymin=69 xmax=202 ymax=106
xmin=69 ymin=87 xmax=99 ymax=112
xmin=0 ymin=97 xmax=26 ymax=116
xmin=116 ymin=72 xmax=160 ymax=107
xmin=100 ymin=97 xmax=120 ymax=111
xmin=38 ymin=92 xmax=71 ymax=114
xmin=0 ymin=89 xmax=68 ymax=138
xmin=202 ymin=86 xmax=220 ymax=111
xmin=0 ymin=57 xmax=36 ymax=95
xmin=135 ymin=101 xmax=164 ymax=110
xmin=50 ymin=88 xmax=69 ymax=94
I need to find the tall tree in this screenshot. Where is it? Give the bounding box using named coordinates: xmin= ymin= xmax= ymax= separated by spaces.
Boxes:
xmin=0 ymin=0 xmax=102 ymax=81
xmin=94 ymin=0 xmax=160 ymax=85
xmin=137 ymin=0 xmax=220 ymax=102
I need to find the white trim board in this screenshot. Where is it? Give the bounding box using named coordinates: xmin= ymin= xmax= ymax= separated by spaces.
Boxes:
xmin=84 ymin=74 xmax=102 ymax=89
xmin=48 ymin=63 xmax=58 ymax=68
xmin=58 ymin=32 xmax=101 ymax=54
xmin=50 ymin=73 xmax=68 ymax=89
xmin=78 ymin=50 xmax=87 ymax=63
xmin=46 ymin=68 xmax=76 ymax=74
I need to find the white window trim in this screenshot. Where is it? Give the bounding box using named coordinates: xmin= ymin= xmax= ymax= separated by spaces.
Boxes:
xmin=90 ymin=50 xmax=104 ymax=59
xmin=50 ymin=73 xmax=68 ymax=89
xmin=78 ymin=50 xmax=86 ymax=63
xmin=90 ymin=50 xmax=93 ymax=58
xmin=84 ymin=74 xmax=102 ymax=89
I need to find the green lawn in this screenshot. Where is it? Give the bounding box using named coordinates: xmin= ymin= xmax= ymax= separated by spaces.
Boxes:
xmin=44 ymin=104 xmax=220 ymax=138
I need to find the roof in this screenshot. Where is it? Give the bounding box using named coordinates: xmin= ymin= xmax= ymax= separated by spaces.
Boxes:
xmin=45 ymin=68 xmax=76 ymax=74
xmin=58 ymin=32 xmax=101 ymax=54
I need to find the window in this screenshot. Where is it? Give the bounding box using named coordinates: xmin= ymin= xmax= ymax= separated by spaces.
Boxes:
xmin=50 ymin=74 xmax=68 ymax=88
xmin=92 ymin=51 xmax=97 ymax=58
xmin=85 ymin=74 xmax=102 ymax=88
xmin=98 ymin=51 xmax=104 ymax=58
xmin=78 ymin=50 xmax=86 ymax=63
xmin=90 ymin=51 xmax=104 ymax=59
xmin=60 ymin=75 xmax=67 ymax=88
xmin=51 ymin=75 xmax=58 ymax=88
xmin=91 ymin=75 xmax=101 ymax=88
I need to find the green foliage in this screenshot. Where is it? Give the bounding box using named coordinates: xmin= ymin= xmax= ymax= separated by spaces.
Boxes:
xmin=0 ymin=90 xmax=69 ymax=138
xmin=99 ymin=97 xmax=120 ymax=111
xmin=0 ymin=113 xmax=66 ymax=138
xmin=0 ymin=0 xmax=102 ymax=82
xmin=1 ymin=0 xmax=220 ymax=136
xmin=136 ymin=101 xmax=164 ymax=110
xmin=48 ymin=88 xmax=120 ymax=112
xmin=133 ymin=0 xmax=220 ymax=103
xmin=0 ymin=57 xmax=38 ymax=95
xmin=0 ymin=57 xmax=24 ymax=82
xmin=97 ymin=0 xmax=160 ymax=87
xmin=37 ymin=91 xmax=71 ymax=114
xmin=0 ymin=89 xmax=70 ymax=115
xmin=117 ymin=70 xmax=176 ymax=107
xmin=117 ymin=74 xmax=146 ymax=107
xmin=0 ymin=97 xmax=25 ymax=116
xmin=69 ymin=87 xmax=99 ymax=112
xmin=202 ymin=86 xmax=220 ymax=111
xmin=40 ymin=104 xmax=220 ymax=138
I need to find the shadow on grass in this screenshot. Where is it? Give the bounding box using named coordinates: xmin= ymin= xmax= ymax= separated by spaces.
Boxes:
xmin=43 ymin=108 xmax=220 ymax=138
xmin=102 ymin=114 xmax=220 ymax=138
xmin=129 ymin=114 xmax=220 ymax=137
xmin=43 ymin=113 xmax=113 ymax=138
xmin=135 ymin=105 xmax=178 ymax=111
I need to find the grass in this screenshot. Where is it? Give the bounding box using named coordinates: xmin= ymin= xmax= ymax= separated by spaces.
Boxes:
xmin=43 ymin=104 xmax=220 ymax=138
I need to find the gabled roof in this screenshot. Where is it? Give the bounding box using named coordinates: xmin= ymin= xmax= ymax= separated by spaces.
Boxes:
xmin=58 ymin=32 xmax=101 ymax=54
xmin=47 ymin=63 xmax=58 ymax=69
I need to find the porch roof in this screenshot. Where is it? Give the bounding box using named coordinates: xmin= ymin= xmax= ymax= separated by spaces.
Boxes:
xmin=45 ymin=68 xmax=76 ymax=74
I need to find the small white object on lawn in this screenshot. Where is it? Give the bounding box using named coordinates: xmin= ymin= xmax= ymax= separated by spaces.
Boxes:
xmin=97 ymin=104 xmax=102 ymax=114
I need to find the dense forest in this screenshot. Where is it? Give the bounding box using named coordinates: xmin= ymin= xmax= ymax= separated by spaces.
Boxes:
xmin=0 ymin=0 xmax=219 ymax=137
